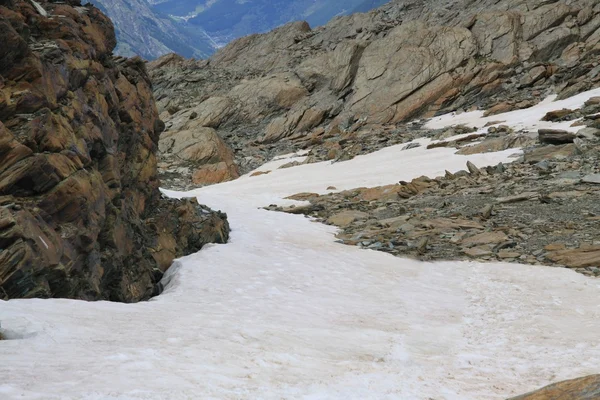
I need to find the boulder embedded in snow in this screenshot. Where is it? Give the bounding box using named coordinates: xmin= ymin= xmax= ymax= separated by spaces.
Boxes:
xmin=509 ymin=374 xmax=600 ymax=399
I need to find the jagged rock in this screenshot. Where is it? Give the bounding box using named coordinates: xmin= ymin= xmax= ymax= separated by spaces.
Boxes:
xmin=0 ymin=0 xmax=229 ymax=301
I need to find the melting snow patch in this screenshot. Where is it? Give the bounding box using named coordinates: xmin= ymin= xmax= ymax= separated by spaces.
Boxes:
xmin=426 ymin=87 xmax=600 ymax=133
xmin=3 ymin=89 xmax=600 ymax=399
xmin=29 ymin=0 xmax=48 ymax=17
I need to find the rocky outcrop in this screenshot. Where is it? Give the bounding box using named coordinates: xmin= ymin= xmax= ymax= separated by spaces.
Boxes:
xmin=0 ymin=0 xmax=229 ymax=301
xmin=149 ymin=0 xmax=600 ymax=189
xmin=509 ymin=375 xmax=600 ymax=399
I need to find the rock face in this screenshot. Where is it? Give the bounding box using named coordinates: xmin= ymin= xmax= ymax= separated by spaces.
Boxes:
xmin=0 ymin=0 xmax=229 ymax=301
xmin=509 ymin=375 xmax=600 ymax=399
xmin=149 ymin=0 xmax=600 ymax=188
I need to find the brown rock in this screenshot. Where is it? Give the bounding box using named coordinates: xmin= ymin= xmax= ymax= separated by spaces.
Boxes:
xmin=544 ymin=243 xmax=566 ymax=251
xmin=462 ymin=231 xmax=509 ymax=246
xmin=546 ymin=245 xmax=600 ymax=268
xmin=484 ymin=102 xmax=514 ymax=117
xmin=159 ymin=127 xmax=239 ymax=184
xmin=192 ymin=162 xmax=240 ymax=185
xmin=497 ymin=250 xmax=521 ymax=259
xmin=0 ymin=2 xmax=230 ymax=302
xmin=350 ymin=21 xmax=477 ymax=123
xmin=250 ymin=170 xmax=271 ymax=177
xmin=541 ymin=109 xmax=576 ymax=122
xmin=327 ymin=210 xmax=369 ymax=227
xmin=463 ymin=246 xmax=493 ymax=257
xmin=509 ymin=374 xmax=600 ymax=400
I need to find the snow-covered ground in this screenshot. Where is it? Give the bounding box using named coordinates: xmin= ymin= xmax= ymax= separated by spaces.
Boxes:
xmin=426 ymin=87 xmax=600 ymax=133
xmin=2 ymin=91 xmax=600 ymax=399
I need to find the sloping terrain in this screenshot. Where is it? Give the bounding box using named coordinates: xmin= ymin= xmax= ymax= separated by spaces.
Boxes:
xmin=1 ymin=90 xmax=600 ymax=398
xmin=149 ymin=0 xmax=600 ymax=186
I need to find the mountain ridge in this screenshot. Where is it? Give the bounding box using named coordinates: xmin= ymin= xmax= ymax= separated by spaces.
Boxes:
xmin=89 ymin=0 xmax=389 ymax=59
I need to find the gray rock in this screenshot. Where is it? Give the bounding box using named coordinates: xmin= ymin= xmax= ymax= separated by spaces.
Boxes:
xmin=582 ymin=174 xmax=600 ymax=184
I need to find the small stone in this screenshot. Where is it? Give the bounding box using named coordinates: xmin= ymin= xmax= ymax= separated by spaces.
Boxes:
xmin=327 ymin=186 xmax=337 ymax=190
xmin=544 ymin=243 xmax=566 ymax=251
xmin=463 ymin=246 xmax=493 ymax=257
xmin=415 ymin=237 xmax=429 ymax=254
xmin=498 ymin=250 xmax=521 ymax=259
xmin=481 ymin=204 xmax=493 ymax=219
xmin=250 ymin=170 xmax=271 ymax=177
xmin=466 ymin=161 xmax=480 ymax=176
xmin=496 ymin=192 xmax=538 ymax=204
xmin=402 ymin=142 xmax=421 ymax=150
xmin=582 ymin=174 xmax=600 ymax=184
xmin=534 ymin=160 xmax=551 ymax=171
xmin=462 ymin=231 xmax=509 ymax=246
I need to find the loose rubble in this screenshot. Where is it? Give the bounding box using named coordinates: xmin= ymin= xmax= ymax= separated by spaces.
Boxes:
xmin=270 ymin=104 xmax=600 ymax=277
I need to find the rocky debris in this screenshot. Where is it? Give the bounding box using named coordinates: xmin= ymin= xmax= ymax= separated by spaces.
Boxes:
xmin=271 ymin=136 xmax=600 ymax=277
xmin=147 ymin=0 xmax=600 ymax=189
xmin=509 ymin=374 xmax=600 ymax=399
xmin=0 ymin=0 xmax=229 ymax=301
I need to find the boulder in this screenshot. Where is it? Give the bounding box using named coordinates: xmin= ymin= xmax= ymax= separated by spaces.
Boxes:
xmin=509 ymin=375 xmax=600 ymax=399
xmin=538 ymin=129 xmax=576 ymax=144
xmin=159 ymin=127 xmax=240 ymax=184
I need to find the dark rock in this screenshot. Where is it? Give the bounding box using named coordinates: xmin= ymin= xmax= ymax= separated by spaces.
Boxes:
xmin=538 ymin=129 xmax=576 ymax=144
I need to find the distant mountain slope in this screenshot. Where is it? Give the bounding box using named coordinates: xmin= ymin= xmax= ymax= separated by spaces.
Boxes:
xmin=152 ymin=0 xmax=386 ymax=47
xmin=90 ymin=0 xmax=217 ymax=60
xmin=89 ymin=0 xmax=387 ymax=59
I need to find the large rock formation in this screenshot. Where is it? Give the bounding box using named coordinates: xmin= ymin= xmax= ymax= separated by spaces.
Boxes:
xmin=0 ymin=0 xmax=229 ymax=302
xmin=149 ymin=0 xmax=600 ymax=188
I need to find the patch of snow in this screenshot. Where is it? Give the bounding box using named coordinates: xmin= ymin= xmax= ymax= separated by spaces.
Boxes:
xmin=2 ymin=89 xmax=600 ymax=399
xmin=29 ymin=0 xmax=47 ymax=17
xmin=38 ymin=236 xmax=49 ymax=250
xmin=426 ymin=87 xmax=600 ymax=133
